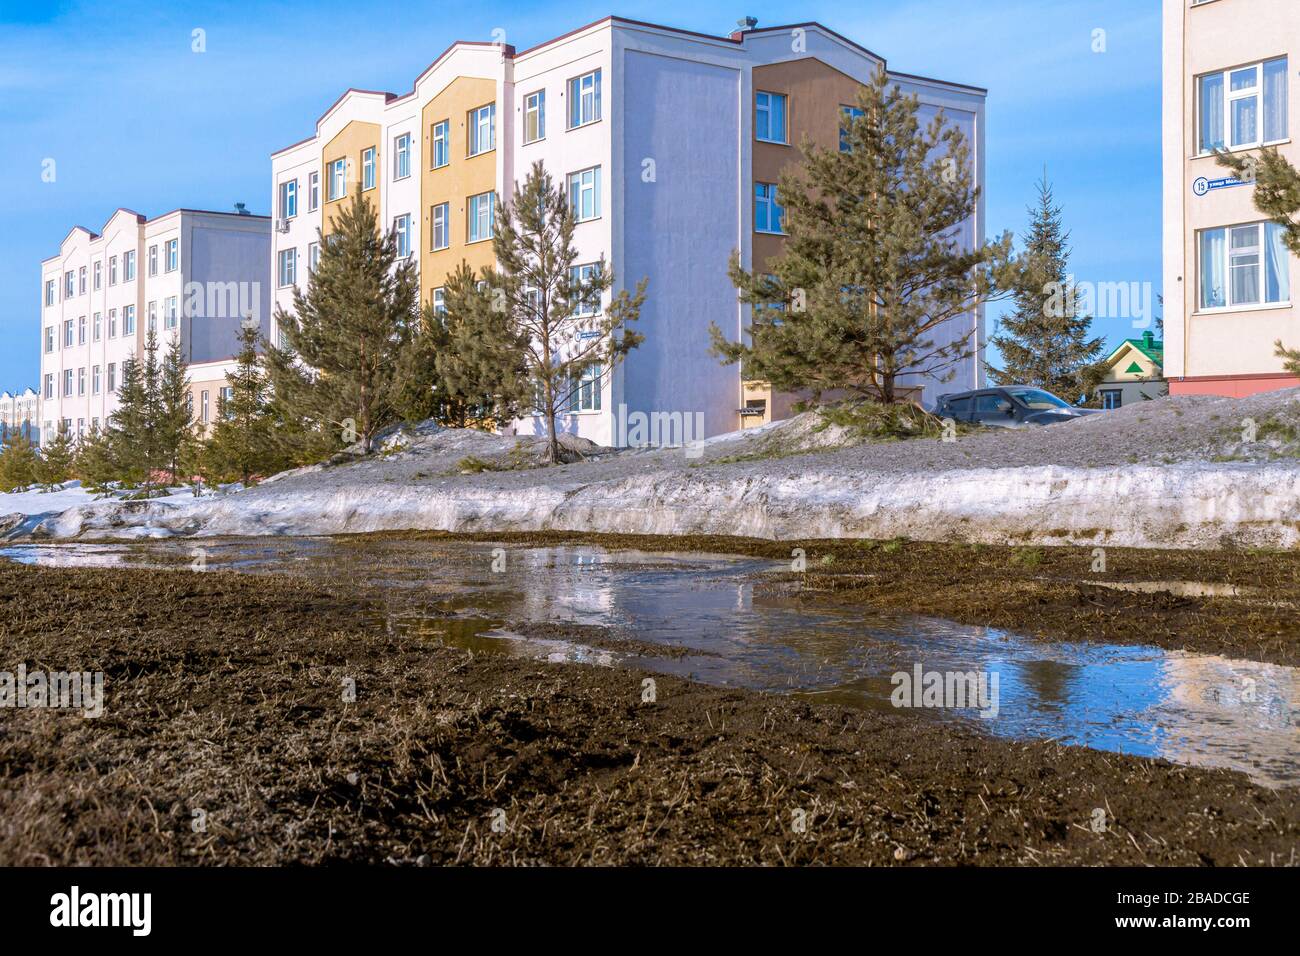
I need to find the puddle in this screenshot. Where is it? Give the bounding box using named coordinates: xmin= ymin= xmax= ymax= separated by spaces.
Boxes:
xmin=3 ymin=538 xmax=1297 ymax=787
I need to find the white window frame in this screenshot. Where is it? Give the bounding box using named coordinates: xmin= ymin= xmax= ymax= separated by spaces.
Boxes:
xmin=568 ymin=70 xmax=601 ymax=129
xmin=755 ymin=91 xmax=787 ymax=144
xmin=63 ymin=319 xmax=74 ymax=347
xmin=166 ymin=296 xmax=179 ymax=329
xmin=432 ymin=120 xmax=449 ymax=168
xmin=280 ymin=179 xmax=298 ymax=219
xmin=362 ymin=147 xmax=376 ymax=190
xmin=77 ymin=315 xmax=86 ymax=345
xmin=108 ymin=257 xmax=118 ymax=286
xmin=755 ymin=182 xmax=785 ymax=235
xmin=308 ymin=241 xmax=320 ymax=272
xmin=393 ymin=133 xmax=411 ymax=180
xmin=467 ymin=192 xmax=495 ymax=243
xmin=108 ymin=363 xmax=116 ymax=392
xmin=124 ymin=250 xmax=136 ymax=282
xmin=278 ymin=248 xmax=296 ymax=288
xmin=308 ymin=171 xmax=320 ymax=211
xmin=93 ymin=261 xmax=101 ymax=290
xmin=523 ymin=90 xmax=545 ymax=144
xmin=78 ymin=266 xmax=86 ymax=295
xmin=1196 ymin=220 xmax=1292 ymax=312
xmin=567 ymin=167 xmax=601 ymax=222
xmin=569 ymin=364 xmax=602 ymax=413
xmin=431 ymin=203 xmax=449 ymax=250
xmin=123 ymin=305 xmax=135 ymax=335
xmin=1197 ymin=57 xmax=1288 ymax=155
xmin=432 ymin=287 xmax=447 ymax=315
xmin=468 ymin=104 xmax=496 ymax=157
xmin=569 ymin=263 xmax=602 ymax=316
xmin=92 ymin=365 xmax=101 ymax=395
xmin=328 ymin=157 xmax=346 ymax=201
xmin=93 ymin=313 xmax=101 ymax=341
xmin=165 ymin=239 xmax=178 ymax=272
xmin=394 ymin=214 xmax=411 ymax=258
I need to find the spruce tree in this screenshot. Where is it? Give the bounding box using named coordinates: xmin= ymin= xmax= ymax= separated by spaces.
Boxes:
xmin=35 ymin=423 xmax=75 ymax=490
xmin=267 ymin=189 xmax=420 ymax=455
xmin=711 ymin=68 xmax=1013 ymax=405
xmin=0 ymin=431 xmax=39 ymax=492
xmin=107 ymin=335 xmax=163 ymax=493
xmin=157 ymin=334 xmax=195 ymax=480
xmin=986 ymin=173 xmax=1106 ymax=402
xmin=74 ymin=423 xmax=118 ymax=494
xmin=470 ymin=161 xmax=646 ymax=462
xmin=201 ymin=324 xmax=280 ymax=485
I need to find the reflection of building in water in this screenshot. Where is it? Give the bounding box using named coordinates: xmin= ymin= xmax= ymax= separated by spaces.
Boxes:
xmin=1156 ymin=654 xmax=1298 ymax=784
xmin=513 ymin=549 xmax=616 ymax=623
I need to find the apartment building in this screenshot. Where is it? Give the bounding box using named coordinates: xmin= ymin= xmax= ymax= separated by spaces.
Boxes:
xmin=0 ymin=388 xmax=39 ymax=442
xmin=1163 ymin=0 xmax=1298 ymax=397
xmin=271 ymin=16 xmax=986 ymax=444
xmin=38 ymin=207 xmax=271 ymax=440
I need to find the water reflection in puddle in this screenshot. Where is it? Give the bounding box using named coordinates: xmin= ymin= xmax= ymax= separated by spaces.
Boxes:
xmin=3 ymin=538 xmax=1296 ymax=787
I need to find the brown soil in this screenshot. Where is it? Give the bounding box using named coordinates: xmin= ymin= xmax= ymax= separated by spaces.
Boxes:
xmin=367 ymin=531 xmax=1300 ymax=666
xmin=0 ymin=561 xmax=1294 ymax=866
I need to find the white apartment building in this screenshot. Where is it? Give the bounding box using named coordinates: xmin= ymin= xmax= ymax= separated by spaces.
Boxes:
xmin=0 ymin=388 xmax=39 ymax=442
xmin=271 ymin=16 xmax=986 ymax=444
xmin=1163 ymin=0 xmax=1298 ymax=396
xmin=39 ymin=207 xmax=271 ymax=440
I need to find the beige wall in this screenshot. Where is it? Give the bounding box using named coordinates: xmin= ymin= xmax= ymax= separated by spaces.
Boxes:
xmin=1164 ymin=0 xmax=1300 ymax=394
xmin=322 ymin=121 xmax=382 ymax=239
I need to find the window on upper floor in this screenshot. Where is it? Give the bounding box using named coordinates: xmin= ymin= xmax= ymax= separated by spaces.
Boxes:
xmin=1198 ymin=220 xmax=1291 ymax=310
xmin=467 ymin=192 xmax=495 ymax=243
xmin=567 ymin=167 xmax=601 ymax=222
xmin=569 ymin=263 xmax=603 ymax=317
xmin=64 ymin=271 xmax=74 ymax=298
xmin=123 ymin=305 xmax=135 ymax=335
xmin=108 ymin=309 xmax=117 ymax=338
xmin=308 ymin=241 xmax=320 ymax=273
xmin=309 ymin=171 xmax=320 ymax=211
xmin=568 ymin=70 xmax=601 ymax=129
xmin=78 ymin=315 xmax=86 ymax=345
xmin=108 ymin=257 xmax=118 ymax=286
xmin=432 ymin=287 xmax=446 ymax=316
xmin=166 ymin=239 xmax=178 ymax=272
xmin=569 ymin=363 xmax=602 ymax=413
xmin=328 ymin=157 xmax=347 ymax=201
xmin=524 ymin=90 xmax=546 ymax=144
xmin=362 ymin=147 xmax=377 ymax=190
xmin=393 ymin=214 xmax=411 ymax=258
xmin=394 ymin=133 xmax=411 ymax=180
xmin=93 ymin=312 xmax=101 ymax=341
xmin=755 ymin=182 xmax=785 ymax=234
xmin=44 ymin=279 xmax=55 ymax=306
xmin=93 ymin=260 xmax=101 ymax=290
xmin=78 ymin=266 xmax=86 ymax=295
xmin=43 ymin=374 xmax=53 ymax=400
xmin=468 ymin=104 xmax=495 ymax=156
xmin=108 ymin=362 xmax=117 ymax=392
xmin=63 ymin=319 xmax=74 ymax=347
xmin=44 ymin=326 xmax=53 ymax=353
xmin=1198 ymin=57 xmax=1288 ymax=154
xmin=280 ymin=179 xmax=298 ymax=219
xmin=124 ymin=250 xmax=135 ymax=282
xmin=840 ymin=105 xmax=865 ymax=152
xmin=147 ymin=301 xmax=157 ymax=333
xmin=755 ymin=91 xmax=787 ymax=143
xmin=431 ymin=203 xmax=449 ymax=250
xmin=278 ymin=248 xmax=296 ymax=288
xmin=432 ymin=120 xmax=449 ymax=168
xmin=148 ymin=244 xmax=158 ymax=276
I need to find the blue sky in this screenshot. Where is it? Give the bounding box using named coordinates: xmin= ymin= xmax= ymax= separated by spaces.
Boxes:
xmin=0 ymin=0 xmax=1161 ymax=391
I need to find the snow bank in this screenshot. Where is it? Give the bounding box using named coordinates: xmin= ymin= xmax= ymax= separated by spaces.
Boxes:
xmin=25 ymin=461 xmax=1300 ymax=551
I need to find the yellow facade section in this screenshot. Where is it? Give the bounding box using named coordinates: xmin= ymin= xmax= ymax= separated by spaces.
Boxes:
xmin=321 ymin=120 xmax=382 ymax=239
xmin=421 ymin=76 xmax=498 ymax=306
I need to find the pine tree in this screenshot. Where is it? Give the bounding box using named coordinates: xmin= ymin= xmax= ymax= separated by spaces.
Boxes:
xmin=74 ymin=422 xmax=118 ymax=494
xmin=35 ymin=423 xmax=76 ymax=490
xmin=470 ymin=161 xmax=646 ymax=463
xmin=267 ymin=189 xmax=420 ymax=456
xmin=711 ymin=68 xmax=1013 ymax=406
xmin=201 ymin=325 xmax=281 ymax=485
xmin=986 ymin=173 xmax=1106 ymax=403
xmin=156 ymin=334 xmax=195 ymax=480
xmin=0 ymin=430 xmax=39 ymax=492
xmin=433 ymin=261 xmax=532 ymax=428
xmin=1219 ymin=148 xmax=1300 ymax=373
xmin=107 ymin=334 xmax=164 ymax=493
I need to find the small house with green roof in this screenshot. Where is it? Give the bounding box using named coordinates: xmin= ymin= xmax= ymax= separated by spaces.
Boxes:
xmin=1094 ymin=331 xmax=1166 ymax=409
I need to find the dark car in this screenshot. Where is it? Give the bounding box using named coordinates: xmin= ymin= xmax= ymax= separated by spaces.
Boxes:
xmin=934 ymin=386 xmax=1099 ymax=428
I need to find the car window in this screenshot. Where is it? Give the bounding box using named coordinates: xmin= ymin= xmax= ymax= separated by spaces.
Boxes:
xmin=1005 ymin=387 xmax=1070 ymax=410
xmin=946 ymin=397 xmax=971 ymax=413
xmin=975 ymin=394 xmax=1010 ymax=414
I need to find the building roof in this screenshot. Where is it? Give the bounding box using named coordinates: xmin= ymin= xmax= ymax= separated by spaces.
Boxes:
xmin=1105 ymin=333 xmax=1164 ymax=370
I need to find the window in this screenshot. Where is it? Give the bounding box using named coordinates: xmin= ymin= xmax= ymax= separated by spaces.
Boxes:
xmin=63 ymin=319 xmax=74 ymax=347
xmin=148 ymin=301 xmax=157 ymax=333
xmin=43 ymin=374 xmax=53 ymax=400
xmin=1198 ymin=221 xmax=1291 ymax=310
xmin=108 ymin=257 xmax=118 ymax=286
xmin=755 ymin=91 xmax=787 ymax=143
xmin=362 ymin=147 xmax=376 ymax=190
xmin=108 ymin=363 xmax=117 ymax=393
xmin=524 ymin=90 xmax=545 ymax=143
xmin=568 ymin=70 xmax=601 ymax=128
xmin=44 ymin=279 xmax=55 ymax=306
xmin=755 ymin=182 xmax=784 ymax=234
xmin=166 ymin=297 xmax=178 ymax=329
xmin=108 ymin=309 xmax=117 ymax=338
xmin=1101 ymin=389 xmax=1122 ymax=410
xmin=44 ymin=326 xmax=53 ymax=353
xmin=431 ymin=203 xmax=449 ymax=250
xmin=432 ymin=120 xmax=449 ymax=168
xmin=840 ymin=105 xmax=865 ymax=152
xmin=166 ymin=239 xmax=178 ymax=272
xmin=280 ymin=179 xmax=298 ymax=218
xmin=432 ymin=287 xmax=446 ymax=315
xmin=221 ymin=386 xmax=234 ymax=413
xmin=394 ymin=133 xmax=411 ymax=180
xmin=77 ymin=368 xmax=85 ymax=396
xmin=468 ymin=104 xmax=495 ymax=156
xmin=76 ymin=418 xmax=84 ymax=438
xmin=308 ymin=171 xmax=320 ymax=211
xmin=93 ymin=261 xmax=101 ymax=290
xmin=64 ymin=270 xmax=74 ymax=298
xmin=78 ymin=315 xmax=86 ymax=345
xmin=1198 ymin=57 xmax=1288 ymax=153
xmin=570 ymin=263 xmax=602 ymax=316
xmin=148 ymin=245 xmax=158 ymax=276
xmin=570 ymin=364 xmax=602 ymax=412
xmin=123 ymin=305 xmax=135 ymax=335
xmin=93 ymin=313 xmax=101 ymax=341
xmin=278 ymin=248 xmax=296 ymax=287
xmin=308 ymin=241 xmax=320 ymax=272
xmin=328 ymin=157 xmax=347 ymax=201
xmin=567 ymin=167 xmax=601 ymax=222
xmin=92 ymin=365 xmax=101 ymax=395
xmin=394 ymin=214 xmax=411 ymax=258
xmin=201 ymin=390 xmax=210 ymax=423
xmin=124 ymin=250 xmax=135 ymax=281
xmin=467 ymin=192 xmax=494 ymax=243
xmin=78 ymin=266 xmax=86 ymax=295
xmin=63 ymin=369 xmax=73 ymax=397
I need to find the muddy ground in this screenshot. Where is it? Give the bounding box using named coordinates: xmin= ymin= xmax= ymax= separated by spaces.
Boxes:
xmin=0 ymin=559 xmax=1295 ymax=866
xmin=361 ymin=531 xmax=1300 ymax=667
